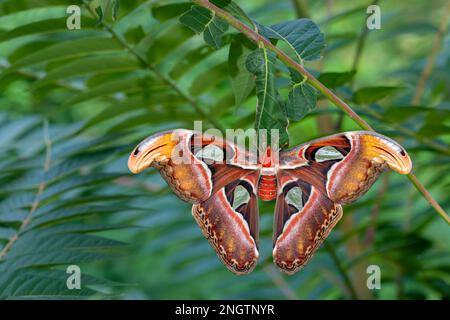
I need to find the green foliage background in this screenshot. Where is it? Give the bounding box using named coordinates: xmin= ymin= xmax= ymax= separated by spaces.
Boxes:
xmin=0 ymin=0 xmax=449 ymax=299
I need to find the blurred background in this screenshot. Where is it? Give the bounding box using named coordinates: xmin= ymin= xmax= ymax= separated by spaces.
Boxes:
xmin=0 ymin=0 xmax=449 ymax=299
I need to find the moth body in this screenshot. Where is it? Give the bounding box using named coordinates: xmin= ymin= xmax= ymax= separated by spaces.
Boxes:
xmin=258 ymin=174 xmax=277 ymax=201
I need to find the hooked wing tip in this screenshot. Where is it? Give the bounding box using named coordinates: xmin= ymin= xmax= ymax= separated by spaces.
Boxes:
xmin=372 ymin=135 xmax=412 ymax=175
xmin=128 ymin=130 xmax=182 ymax=174
xmin=352 ymin=131 xmax=413 ymax=175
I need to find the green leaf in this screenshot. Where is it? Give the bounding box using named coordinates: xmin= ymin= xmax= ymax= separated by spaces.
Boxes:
xmin=7 ymin=233 xmax=123 ymax=259
xmin=169 ymin=44 xmax=215 ymax=79
xmin=286 ymin=71 xmax=317 ymax=121
xmin=145 ymin=23 xmax=195 ymax=65
xmin=7 ymin=40 xmax=56 ymax=63
xmin=418 ymin=124 xmax=450 ymax=138
xmin=246 ymin=48 xmax=289 ymax=148
xmin=153 ymin=3 xmax=193 ymax=22
xmin=95 ymin=5 xmax=104 ymax=24
xmin=113 ymin=0 xmax=121 ymax=21
xmin=41 ymin=173 xmax=120 ymax=201
xmin=0 ymin=227 xmax=16 ymax=240
xmin=352 ymin=86 xmax=403 ymax=104
xmin=65 ymin=77 xmax=155 ymax=106
xmin=318 ymin=70 xmax=356 ymax=89
xmin=0 ymin=269 xmax=100 ymax=298
xmin=10 ymin=37 xmax=123 ymax=70
xmin=0 ymin=18 xmax=96 ymax=43
xmin=260 ymin=19 xmax=325 ymax=62
xmin=228 ymin=34 xmax=256 ymax=107
xmin=3 ymin=250 xmax=111 ymax=270
xmin=0 ymin=193 xmax=35 ymax=214
xmin=32 ymin=55 xmax=140 ymax=88
xmin=383 ymin=106 xmax=431 ymax=122
xmin=210 ymin=0 xmax=255 ymax=27
xmin=93 ymin=0 xmax=120 ymax=24
xmin=179 ymin=5 xmax=228 ymax=48
xmin=189 ymin=62 xmax=229 ymax=96
xmin=27 ymin=205 xmax=132 ymax=230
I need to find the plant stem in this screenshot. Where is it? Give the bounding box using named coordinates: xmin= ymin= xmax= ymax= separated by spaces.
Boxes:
xmin=411 ymin=0 xmax=450 ymax=105
xmin=82 ymin=0 xmax=225 ymax=132
xmin=407 ymin=174 xmax=449 ymax=224
xmin=192 ymin=0 xmax=450 ymax=225
xmin=291 ymin=0 xmax=310 ymax=18
xmin=0 ymin=121 xmax=52 ymax=261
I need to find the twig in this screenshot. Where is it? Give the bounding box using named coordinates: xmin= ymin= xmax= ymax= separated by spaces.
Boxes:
xmin=82 ymin=0 xmax=225 ymax=132
xmin=291 ymin=0 xmax=310 ymax=18
xmin=407 ymin=174 xmax=449 ymax=224
xmin=0 ymin=120 xmax=52 ymax=260
xmin=192 ymin=0 xmax=450 ymax=225
xmin=411 ymin=0 xmax=450 ymax=105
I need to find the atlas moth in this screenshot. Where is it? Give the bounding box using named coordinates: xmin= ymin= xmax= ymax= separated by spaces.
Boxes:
xmin=128 ymin=129 xmax=412 ymax=275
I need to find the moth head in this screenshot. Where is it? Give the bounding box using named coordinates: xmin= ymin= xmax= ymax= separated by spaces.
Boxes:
xmin=364 ymin=133 xmax=412 ymax=175
xmin=128 ymin=130 xmax=189 ymax=174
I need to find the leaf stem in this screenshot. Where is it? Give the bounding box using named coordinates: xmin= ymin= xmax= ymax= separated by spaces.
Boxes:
xmin=407 ymin=174 xmax=450 ymax=224
xmin=0 ymin=120 xmax=52 ymax=261
xmin=192 ymin=0 xmax=450 ymax=225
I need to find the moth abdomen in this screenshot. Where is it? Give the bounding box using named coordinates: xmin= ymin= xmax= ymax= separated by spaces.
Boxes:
xmin=258 ymin=174 xmax=277 ymax=201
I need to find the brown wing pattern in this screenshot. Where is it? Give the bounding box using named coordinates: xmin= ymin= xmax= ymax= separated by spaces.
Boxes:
xmin=274 ymin=131 xmax=411 ymax=274
xmin=129 ymin=129 xmax=412 ymax=275
xmin=192 ymin=174 xmax=260 ymax=275
xmin=281 ymin=131 xmax=412 ymax=204
xmin=129 ymin=129 xmax=259 ymax=275
xmin=273 ymin=178 xmax=342 ymax=274
xmin=128 ymin=129 xmax=256 ymax=203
